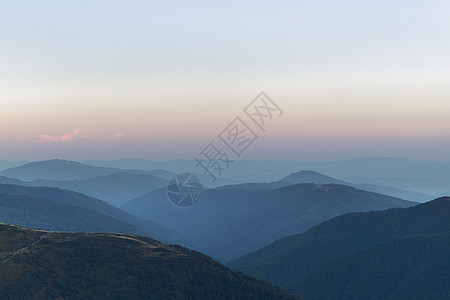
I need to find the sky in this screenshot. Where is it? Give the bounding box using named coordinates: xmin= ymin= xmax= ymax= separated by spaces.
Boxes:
xmin=1 ymin=0 xmax=450 ymax=161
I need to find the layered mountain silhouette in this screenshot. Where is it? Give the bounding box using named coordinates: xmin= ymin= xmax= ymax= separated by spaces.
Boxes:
xmin=281 ymin=170 xmax=433 ymax=202
xmin=0 ymin=158 xmax=447 ymax=299
xmin=0 ymin=160 xmax=28 ymax=172
xmin=0 ymin=159 xmax=120 ymax=181
xmin=123 ymin=182 xmax=416 ymax=261
xmin=345 ymin=175 xmax=450 ymax=196
xmin=0 ymin=160 xmax=172 ymax=206
xmin=83 ymin=158 xmax=450 ymax=195
xmin=0 ymin=175 xmax=22 ymax=185
xmin=1 ymin=160 xmax=433 ymax=202
xmin=0 ymin=224 xmax=299 ymax=300
xmin=282 ymin=170 xmax=348 ymax=185
xmin=0 ymin=184 xmax=185 ymax=245
xmin=27 ymin=172 xmax=168 ymax=207
xmin=228 ymin=197 xmax=450 ymax=299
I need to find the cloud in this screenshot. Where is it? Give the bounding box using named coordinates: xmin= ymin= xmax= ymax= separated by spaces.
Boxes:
xmin=59 ymin=128 xmax=83 ymax=142
xmin=19 ymin=128 xmax=88 ymax=143
xmin=115 ymin=133 xmax=124 ymax=137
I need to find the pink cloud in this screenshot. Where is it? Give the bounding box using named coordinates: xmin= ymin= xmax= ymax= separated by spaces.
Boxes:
xmin=19 ymin=128 xmax=88 ymax=143
xmin=60 ymin=128 xmax=83 ymax=142
xmin=115 ymin=133 xmax=124 ymax=137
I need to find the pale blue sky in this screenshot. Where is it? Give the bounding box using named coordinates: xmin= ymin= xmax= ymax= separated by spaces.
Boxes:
xmin=1 ymin=0 xmax=449 ymax=160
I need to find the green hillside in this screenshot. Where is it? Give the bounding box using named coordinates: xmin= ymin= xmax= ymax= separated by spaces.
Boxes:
xmin=0 ymin=224 xmax=300 ymax=300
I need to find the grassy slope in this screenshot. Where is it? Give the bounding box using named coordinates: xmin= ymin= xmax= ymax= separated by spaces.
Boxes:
xmin=0 ymin=224 xmax=300 ymax=300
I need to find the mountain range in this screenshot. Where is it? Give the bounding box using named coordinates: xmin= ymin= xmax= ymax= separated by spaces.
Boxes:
xmin=1 ymin=161 xmax=433 ymax=204
xmin=0 ymin=160 xmax=424 ymax=262
xmin=228 ymin=197 xmax=450 ymax=299
xmin=345 ymin=175 xmax=450 ymax=196
xmin=0 ymin=160 xmax=28 ymax=172
xmin=0 ymin=184 xmax=185 ymax=245
xmin=0 ymin=160 xmax=237 ymax=205
xmin=27 ymin=171 xmax=168 ymax=207
xmin=123 ymin=179 xmax=416 ymax=261
xmin=283 ymin=170 xmax=433 ymax=202
xmin=0 ymin=158 xmax=448 ymax=299
xmin=0 ymin=160 xmax=172 ymax=206
xmin=0 ymin=159 xmax=122 ymax=181
xmin=83 ymin=158 xmax=450 ymax=195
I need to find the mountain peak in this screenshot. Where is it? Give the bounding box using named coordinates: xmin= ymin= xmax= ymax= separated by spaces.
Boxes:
xmin=0 ymin=160 xmax=120 ymax=181
xmin=282 ymin=170 xmax=348 ymax=185
xmin=28 ymin=159 xmax=78 ymax=166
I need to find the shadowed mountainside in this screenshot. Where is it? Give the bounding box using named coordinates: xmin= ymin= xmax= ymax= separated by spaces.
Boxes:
xmin=123 ymin=182 xmax=416 ymax=261
xmin=228 ymin=197 xmax=450 ymax=299
xmin=0 ymin=224 xmax=300 ymax=300
xmin=0 ymin=184 xmax=186 ymax=245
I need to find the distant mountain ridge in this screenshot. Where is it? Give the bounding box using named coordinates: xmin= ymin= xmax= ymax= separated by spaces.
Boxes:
xmin=0 ymin=176 xmax=23 ymax=185
xmin=123 ymin=182 xmax=416 ymax=261
xmin=1 ymin=160 xmax=434 ymax=202
xmin=228 ymin=197 xmax=450 ymax=299
xmin=0 ymin=184 xmax=186 ymax=245
xmin=345 ymin=175 xmax=450 ymax=196
xmin=0 ymin=193 xmax=136 ymax=233
xmin=27 ymin=171 xmax=168 ymax=206
xmin=0 ymin=159 xmax=120 ymax=181
xmin=282 ymin=170 xmax=348 ymax=185
xmin=83 ymin=157 xmax=450 ymax=190
xmin=280 ymin=170 xmax=433 ymax=202
xmin=0 ymin=160 xmax=28 ymax=172
xmin=212 ymin=169 xmax=431 ymax=202
xmin=0 ymin=160 xmax=174 ymax=206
